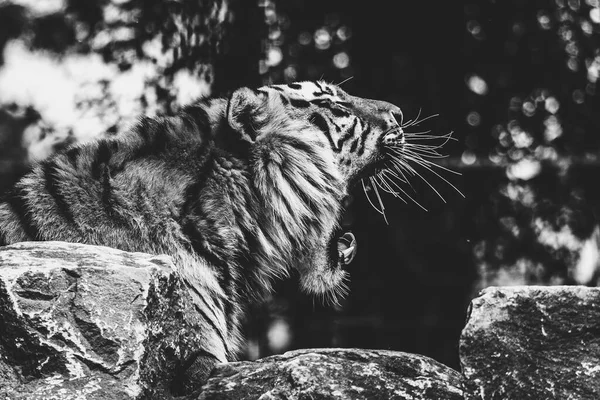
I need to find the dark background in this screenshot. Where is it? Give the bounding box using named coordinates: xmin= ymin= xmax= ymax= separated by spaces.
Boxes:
xmin=1 ymin=0 xmax=599 ymax=371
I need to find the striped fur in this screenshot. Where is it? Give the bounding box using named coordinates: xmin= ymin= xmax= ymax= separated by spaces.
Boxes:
xmin=0 ymin=81 xmax=405 ymax=375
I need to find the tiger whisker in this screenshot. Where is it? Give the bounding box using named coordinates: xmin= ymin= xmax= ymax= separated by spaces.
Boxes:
xmin=400 ymin=150 xmax=449 ymax=162
xmin=387 ymin=153 xmax=448 ymax=203
xmin=374 ymin=171 xmax=401 ymax=195
xmin=403 ymin=112 xmax=440 ymax=128
xmin=360 ymin=179 xmax=381 ymax=213
xmin=401 ymin=108 xmax=421 ymax=128
xmin=394 ymin=149 xmax=443 ymax=160
xmin=402 ymin=134 xmax=457 ymax=144
xmin=370 ymin=176 xmax=389 ymax=225
xmin=401 ymin=153 xmax=465 ymax=198
xmin=362 ymin=179 xmax=387 ymax=219
xmin=381 ymin=166 xmax=412 ymax=188
xmin=380 ymin=169 xmax=408 ymax=190
xmin=418 ymin=130 xmax=455 ymax=148
xmin=403 ymin=142 xmax=448 ymax=151
xmin=402 ymin=145 xmax=449 ymax=157
xmin=336 ymin=76 xmax=354 ymax=87
xmin=387 ymin=160 xmax=432 ymax=207
xmin=406 ymin=151 xmax=449 ymax=160
xmin=388 ymin=147 xmax=459 ymax=174
xmin=403 ymin=131 xmax=457 ymax=148
xmin=379 ymin=170 xmax=429 ymax=211
xmin=376 ymin=174 xmax=421 ymax=211
xmin=400 ymin=149 xmax=463 ymax=176
xmin=402 ymin=129 xmax=433 ymax=136
xmin=388 ymin=154 xmax=419 ymax=177
xmin=374 ymin=173 xmax=401 ymax=198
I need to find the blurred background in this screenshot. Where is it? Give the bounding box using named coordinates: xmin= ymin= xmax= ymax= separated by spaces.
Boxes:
xmin=1 ymin=0 xmax=599 ymax=372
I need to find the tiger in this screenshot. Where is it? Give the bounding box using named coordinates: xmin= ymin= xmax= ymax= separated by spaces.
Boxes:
xmin=0 ymin=81 xmax=420 ymax=393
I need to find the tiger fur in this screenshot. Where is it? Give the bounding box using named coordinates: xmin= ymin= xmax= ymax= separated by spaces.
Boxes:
xmin=0 ymin=81 xmax=405 ymax=388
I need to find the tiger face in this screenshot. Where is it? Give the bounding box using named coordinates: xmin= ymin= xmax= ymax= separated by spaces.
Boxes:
xmin=268 ymin=82 xmax=405 ymax=184
xmin=224 ymin=81 xmax=407 ymax=301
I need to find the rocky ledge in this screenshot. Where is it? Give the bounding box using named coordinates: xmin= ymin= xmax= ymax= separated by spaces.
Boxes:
xmin=1 ymin=241 xmax=600 ymax=399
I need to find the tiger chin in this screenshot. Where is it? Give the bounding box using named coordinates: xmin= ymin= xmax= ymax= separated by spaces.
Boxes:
xmin=0 ymin=80 xmax=405 ymax=390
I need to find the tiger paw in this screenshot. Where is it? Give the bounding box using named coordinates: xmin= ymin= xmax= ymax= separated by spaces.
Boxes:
xmin=337 ymin=232 xmax=357 ymax=266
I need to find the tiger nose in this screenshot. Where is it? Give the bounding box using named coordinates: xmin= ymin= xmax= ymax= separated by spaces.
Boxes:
xmin=372 ymin=100 xmax=403 ymax=126
xmin=383 ymin=128 xmax=404 ymax=146
xmin=390 ymin=109 xmax=403 ymax=126
xmin=385 ymin=105 xmax=403 ymax=126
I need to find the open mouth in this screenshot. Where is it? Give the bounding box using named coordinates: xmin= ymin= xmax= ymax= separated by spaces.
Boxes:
xmin=329 ymin=196 xmax=358 ymax=270
xmin=337 ymin=231 xmax=357 ymax=266
xmin=328 ymin=228 xmax=357 ymax=271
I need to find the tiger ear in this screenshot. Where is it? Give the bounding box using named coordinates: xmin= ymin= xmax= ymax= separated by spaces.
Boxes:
xmin=226 ymin=87 xmax=267 ymax=142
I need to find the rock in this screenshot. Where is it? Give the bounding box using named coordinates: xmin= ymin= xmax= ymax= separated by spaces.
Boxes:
xmin=460 ymin=285 xmax=600 ymax=400
xmin=0 ymin=241 xmax=467 ymax=400
xmin=0 ymin=241 xmax=217 ymax=399
xmin=198 ymin=348 xmax=465 ymax=400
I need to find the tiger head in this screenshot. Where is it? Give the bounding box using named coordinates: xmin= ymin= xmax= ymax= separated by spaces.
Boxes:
xmin=222 ymin=81 xmax=410 ymax=303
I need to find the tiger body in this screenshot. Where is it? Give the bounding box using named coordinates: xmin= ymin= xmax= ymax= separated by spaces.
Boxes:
xmin=0 ymin=81 xmax=405 ymax=388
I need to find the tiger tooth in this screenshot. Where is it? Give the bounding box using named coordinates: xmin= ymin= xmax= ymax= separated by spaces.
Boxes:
xmin=342 ymin=246 xmax=355 ymax=259
xmin=337 ymin=232 xmax=357 ymax=265
xmin=341 ymin=244 xmax=357 ymax=265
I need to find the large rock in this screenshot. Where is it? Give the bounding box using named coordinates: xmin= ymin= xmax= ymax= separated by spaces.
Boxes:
xmin=198 ymin=348 xmax=465 ymax=400
xmin=460 ymin=286 xmax=600 ymax=400
xmin=0 ymin=241 xmax=214 ymax=399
